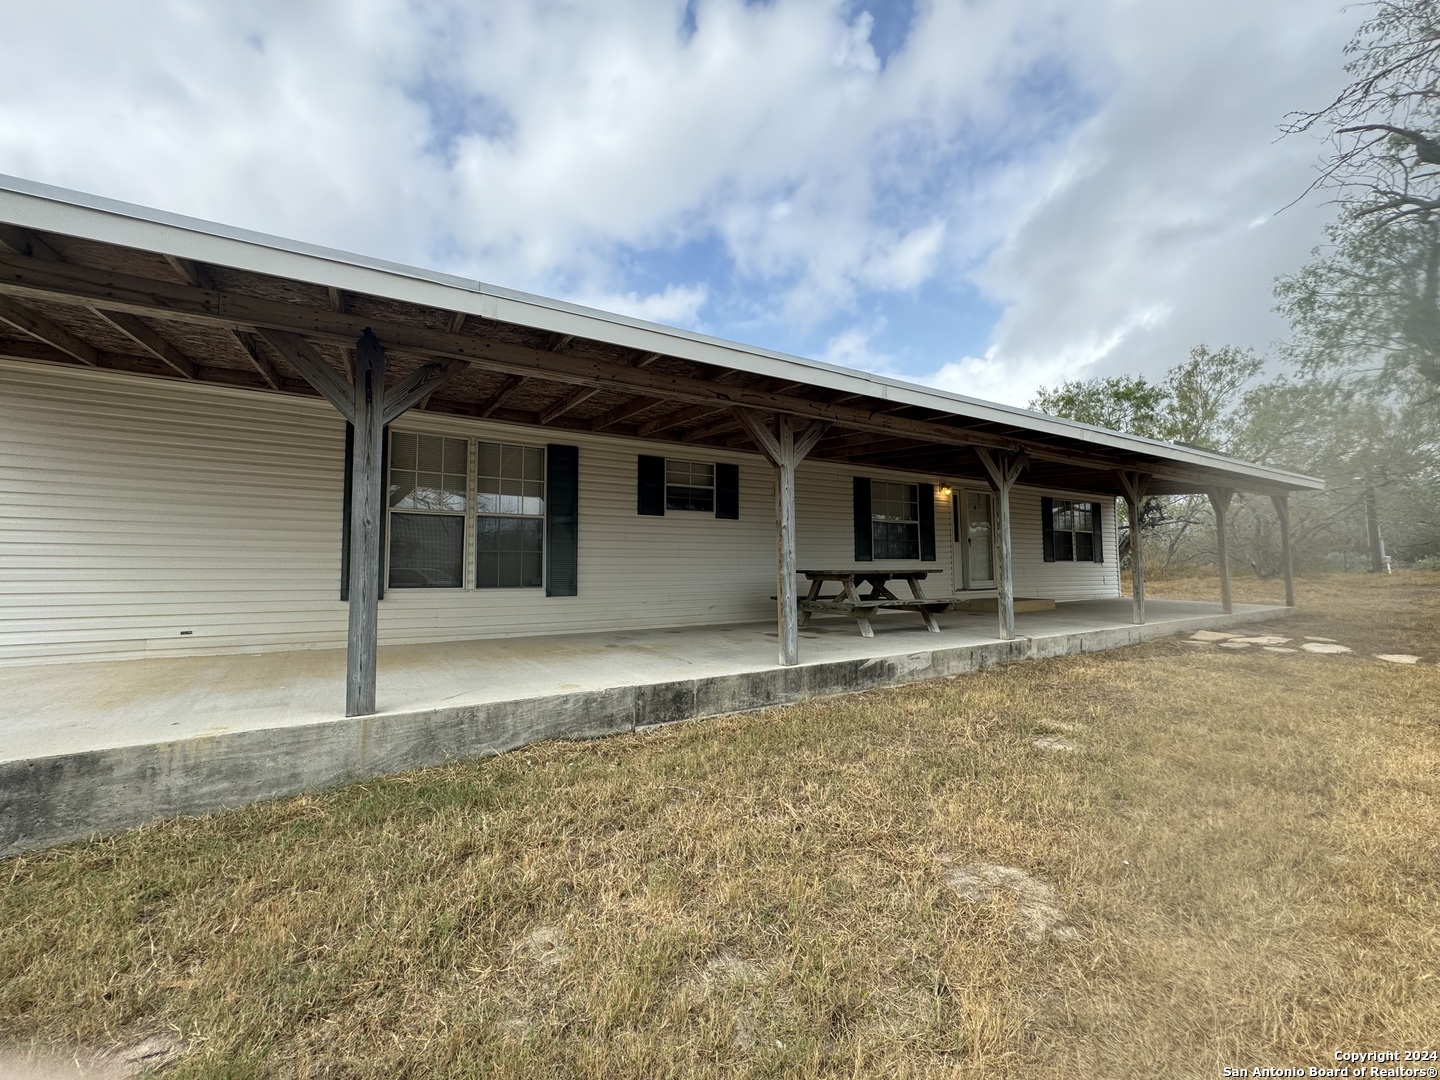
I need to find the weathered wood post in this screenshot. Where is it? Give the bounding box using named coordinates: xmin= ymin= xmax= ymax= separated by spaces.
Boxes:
xmin=1208 ymin=487 xmax=1235 ymax=614
xmin=735 ymin=409 xmax=827 ymax=666
xmin=1118 ymin=471 xmax=1150 ymax=625
xmin=1271 ymin=493 xmax=1295 ymax=608
xmin=346 ymin=330 xmax=386 ymax=716
xmin=976 ymin=449 xmax=1027 ymax=641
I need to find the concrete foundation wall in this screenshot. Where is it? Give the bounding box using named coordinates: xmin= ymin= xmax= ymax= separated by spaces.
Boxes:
xmin=1 ymin=605 xmax=1286 ymax=856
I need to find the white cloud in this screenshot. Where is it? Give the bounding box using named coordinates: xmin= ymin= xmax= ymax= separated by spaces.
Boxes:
xmin=0 ymin=0 xmax=1372 ymax=416
xmin=951 ymin=0 xmax=1363 ymax=404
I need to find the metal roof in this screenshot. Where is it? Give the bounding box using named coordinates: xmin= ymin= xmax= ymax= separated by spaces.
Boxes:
xmin=0 ymin=174 xmax=1323 ymax=495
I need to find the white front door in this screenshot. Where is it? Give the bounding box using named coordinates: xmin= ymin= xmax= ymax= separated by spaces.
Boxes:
xmin=953 ymin=489 xmax=995 ymax=590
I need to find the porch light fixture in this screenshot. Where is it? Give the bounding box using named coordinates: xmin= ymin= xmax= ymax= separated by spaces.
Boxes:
xmin=937 ymin=485 xmax=953 ymax=498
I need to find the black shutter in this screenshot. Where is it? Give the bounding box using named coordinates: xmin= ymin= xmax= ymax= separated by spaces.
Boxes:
xmin=340 ymin=422 xmax=353 ymax=600
xmin=1041 ymin=496 xmax=1056 ymax=563
xmin=918 ymin=483 xmax=936 ymax=561
xmin=340 ymin=422 xmax=389 ymax=598
xmin=1091 ymin=501 xmax=1104 ymax=563
xmin=546 ymin=444 xmax=579 ymax=596
xmin=715 ymin=462 xmax=739 ymax=519
xmin=377 ymin=426 xmax=388 ymax=599
xmin=853 ymin=476 xmax=873 ymax=561
xmin=637 ymin=455 xmax=666 ymax=516
xmin=952 ymin=488 xmax=960 ymax=542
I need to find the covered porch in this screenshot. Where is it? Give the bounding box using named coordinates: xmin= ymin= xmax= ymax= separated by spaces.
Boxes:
xmin=2 ymin=597 xmax=1289 ymax=854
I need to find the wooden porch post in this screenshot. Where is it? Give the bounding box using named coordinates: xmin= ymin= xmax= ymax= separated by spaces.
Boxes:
xmin=346 ymin=330 xmax=386 ymax=716
xmin=735 ymin=409 xmax=827 ymax=666
xmin=1208 ymin=487 xmax=1235 ymax=614
xmin=976 ymin=449 xmax=1027 ymax=641
xmin=1271 ymin=493 xmax=1295 ymax=608
xmin=1118 ymin=471 xmax=1150 ymax=625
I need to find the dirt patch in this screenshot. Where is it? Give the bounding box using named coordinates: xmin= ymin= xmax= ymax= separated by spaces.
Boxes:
xmin=941 ymin=861 xmax=1080 ymax=942
xmin=0 ymin=1034 xmax=185 ymax=1078
xmin=520 ymin=926 xmax=570 ymax=970
xmin=1033 ymin=735 xmax=1083 ymax=754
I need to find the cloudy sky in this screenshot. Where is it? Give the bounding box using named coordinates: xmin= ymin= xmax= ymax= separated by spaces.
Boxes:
xmin=0 ymin=0 xmax=1360 ymax=405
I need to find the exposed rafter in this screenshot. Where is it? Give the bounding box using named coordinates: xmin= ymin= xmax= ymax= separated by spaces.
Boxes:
xmin=0 ymin=252 xmax=1305 ymax=494
xmin=233 ymin=330 xmax=282 ymax=390
xmin=447 ymin=311 xmax=467 ymax=334
xmin=637 ymin=402 xmax=725 ymax=437
xmin=328 ymin=287 xmax=346 ymax=313
xmin=93 ymin=310 xmax=196 ymax=379
xmin=682 ymin=414 xmax=742 ymax=442
xmin=0 ymin=224 xmax=62 ymax=262
xmin=162 ymin=254 xmax=215 ymax=290
xmin=477 ymin=374 xmax=526 ymax=418
xmin=538 ymin=385 xmax=599 ymax=424
xmin=0 ymin=296 xmax=100 ymax=366
xmin=590 ymin=395 xmax=662 ymax=431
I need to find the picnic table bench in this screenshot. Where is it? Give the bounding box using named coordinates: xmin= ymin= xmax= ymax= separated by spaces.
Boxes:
xmin=796 ymin=570 xmax=950 ymax=638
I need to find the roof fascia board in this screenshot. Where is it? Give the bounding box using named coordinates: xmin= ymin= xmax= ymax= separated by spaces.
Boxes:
xmin=0 ymin=175 xmax=1322 ymax=491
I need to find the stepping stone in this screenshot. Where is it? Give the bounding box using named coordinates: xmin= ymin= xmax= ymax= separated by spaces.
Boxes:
xmin=1181 ymin=639 xmax=1211 ymax=647
xmin=1189 ymin=631 xmax=1236 ymax=642
xmin=1218 ymin=641 xmax=1252 ymax=649
xmin=1263 ymin=646 xmax=1298 ymax=653
xmin=1232 ymin=635 xmax=1290 ymax=646
xmin=1375 ymin=654 xmax=1421 ymax=664
xmin=1303 ymin=636 xmax=1338 ymax=643
xmin=1301 ymin=642 xmax=1351 ymax=654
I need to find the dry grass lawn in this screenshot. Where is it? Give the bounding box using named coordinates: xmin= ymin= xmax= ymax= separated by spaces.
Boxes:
xmin=2 ymin=572 xmax=1437 ymax=1078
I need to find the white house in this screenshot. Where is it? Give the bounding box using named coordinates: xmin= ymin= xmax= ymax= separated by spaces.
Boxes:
xmin=0 ymin=176 xmax=1322 ymax=718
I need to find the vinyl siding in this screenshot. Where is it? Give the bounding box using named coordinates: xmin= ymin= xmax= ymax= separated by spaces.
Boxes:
xmin=0 ymin=360 xmax=1117 ymax=665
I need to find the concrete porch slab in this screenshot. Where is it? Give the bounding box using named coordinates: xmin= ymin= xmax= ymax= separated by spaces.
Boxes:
xmin=1 ymin=599 xmax=1289 ymax=855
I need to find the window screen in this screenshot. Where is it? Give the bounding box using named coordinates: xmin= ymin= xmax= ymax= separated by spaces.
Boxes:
xmin=388 ymin=432 xmax=467 ymax=588
xmin=1051 ymin=500 xmax=1095 ymax=562
xmin=476 ymin=441 xmax=545 ymax=588
xmin=871 ymin=480 xmax=920 ymax=560
xmin=665 ymin=459 xmax=715 ymax=512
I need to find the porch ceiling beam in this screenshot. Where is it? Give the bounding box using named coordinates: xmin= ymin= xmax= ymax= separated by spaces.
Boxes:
xmin=0 ymin=224 xmax=63 ymax=262
xmin=0 ymin=336 xmax=107 ymax=366
xmin=253 ymin=327 xmax=355 ymax=423
xmin=539 ymin=384 xmax=600 ymax=424
xmin=383 ymin=357 xmax=467 ymax=425
xmin=0 ymin=296 xmax=101 ymax=366
xmin=682 ymin=414 xmax=743 ymax=442
xmin=0 ymin=253 xmax=1299 ymax=495
xmin=637 ymin=402 xmax=725 ymax=437
xmin=93 ymin=309 xmax=197 ymax=379
xmin=233 ymin=330 xmax=282 ymax=390
xmin=590 ymin=394 xmax=663 ymax=431
xmin=163 ymin=254 xmax=216 ymax=290
xmin=477 ymin=374 xmax=526 ymax=418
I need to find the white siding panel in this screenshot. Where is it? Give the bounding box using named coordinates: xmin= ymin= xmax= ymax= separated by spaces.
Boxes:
xmin=1 ymin=360 xmax=1112 ymax=666
xmin=1009 ymin=488 xmax=1121 ymax=602
xmin=0 ymin=360 xmax=347 ymax=664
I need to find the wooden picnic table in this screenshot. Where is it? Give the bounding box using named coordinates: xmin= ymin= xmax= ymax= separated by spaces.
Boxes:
xmin=796 ymin=569 xmax=950 ymax=638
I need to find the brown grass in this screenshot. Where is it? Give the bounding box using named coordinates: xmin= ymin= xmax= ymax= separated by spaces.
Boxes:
xmin=2 ymin=572 xmax=1438 ymax=1078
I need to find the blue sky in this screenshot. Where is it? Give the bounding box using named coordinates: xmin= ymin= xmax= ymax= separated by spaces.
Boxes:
xmin=0 ymin=0 xmax=1362 ymax=405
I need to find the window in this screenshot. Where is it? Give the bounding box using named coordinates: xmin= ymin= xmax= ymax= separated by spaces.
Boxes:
xmin=1051 ymin=500 xmax=1095 ymax=562
xmin=871 ymin=480 xmax=920 ymax=560
xmin=665 ymin=459 xmax=715 ymax=512
xmin=476 ymin=441 xmax=545 ymax=588
xmin=388 ymin=432 xmax=467 ymax=588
